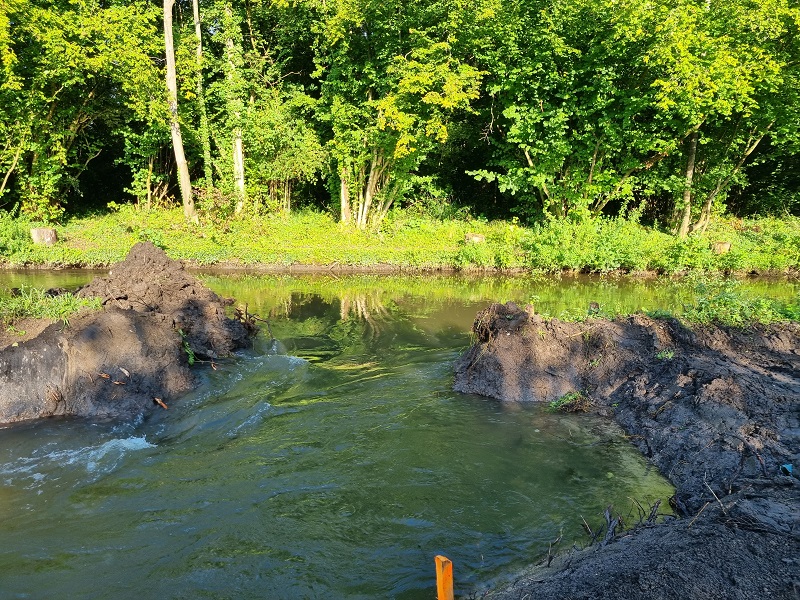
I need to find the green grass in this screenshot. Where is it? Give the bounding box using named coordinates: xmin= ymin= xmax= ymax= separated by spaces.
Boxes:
xmin=1 ymin=205 xmax=799 ymax=275
xmin=0 ymin=286 xmax=102 ymax=326
xmin=632 ymin=274 xmax=800 ymax=327
xmin=524 ymin=216 xmax=800 ymax=274
xmin=532 ymin=273 xmax=800 ymax=327
xmin=675 ymin=277 xmax=800 ymax=326
xmin=549 ymin=391 xmax=592 ymax=412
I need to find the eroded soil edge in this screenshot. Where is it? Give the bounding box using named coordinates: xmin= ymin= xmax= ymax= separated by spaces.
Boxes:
xmin=0 ymin=242 xmax=249 ymax=424
xmin=454 ymin=302 xmax=799 ymax=599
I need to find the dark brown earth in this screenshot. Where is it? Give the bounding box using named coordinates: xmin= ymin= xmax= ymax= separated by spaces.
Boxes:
xmin=0 ymin=242 xmax=250 ymax=424
xmin=454 ymin=302 xmax=800 ymax=600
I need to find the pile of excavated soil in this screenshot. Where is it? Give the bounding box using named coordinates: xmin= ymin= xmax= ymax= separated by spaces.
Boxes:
xmin=454 ymin=302 xmax=799 ymax=599
xmin=77 ymin=241 xmax=247 ymax=360
xmin=0 ymin=242 xmax=250 ymax=424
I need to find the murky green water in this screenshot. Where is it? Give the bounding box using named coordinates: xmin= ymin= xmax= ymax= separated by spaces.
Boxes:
xmin=0 ymin=273 xmax=794 ymax=598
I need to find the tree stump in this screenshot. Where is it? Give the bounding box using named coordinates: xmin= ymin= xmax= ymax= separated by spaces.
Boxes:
xmin=711 ymin=241 xmax=731 ymax=254
xmin=30 ymin=227 xmax=58 ymax=246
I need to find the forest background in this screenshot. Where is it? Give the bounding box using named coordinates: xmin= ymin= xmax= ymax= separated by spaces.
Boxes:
xmin=0 ymin=0 xmax=798 ymax=272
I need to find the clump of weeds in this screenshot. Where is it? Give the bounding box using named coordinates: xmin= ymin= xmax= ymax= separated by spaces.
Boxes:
xmin=549 ymin=391 xmax=593 ymax=413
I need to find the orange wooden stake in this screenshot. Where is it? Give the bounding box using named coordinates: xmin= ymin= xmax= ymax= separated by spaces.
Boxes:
xmin=435 ymin=555 xmax=454 ymax=600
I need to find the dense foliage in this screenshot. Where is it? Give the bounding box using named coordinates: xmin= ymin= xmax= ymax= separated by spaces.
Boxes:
xmin=0 ymin=0 xmax=798 ymax=234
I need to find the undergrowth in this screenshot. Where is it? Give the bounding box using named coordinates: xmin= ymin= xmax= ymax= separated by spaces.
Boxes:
xmin=0 ymin=204 xmax=798 ymax=274
xmin=673 ymin=277 xmax=800 ymax=326
xmin=533 ymin=274 xmax=799 ymax=327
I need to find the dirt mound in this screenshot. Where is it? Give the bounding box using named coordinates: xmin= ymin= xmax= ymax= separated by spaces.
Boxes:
xmin=0 ymin=243 xmax=250 ymax=424
xmin=77 ymin=241 xmax=247 ymax=359
xmin=454 ymin=302 xmax=800 ymax=599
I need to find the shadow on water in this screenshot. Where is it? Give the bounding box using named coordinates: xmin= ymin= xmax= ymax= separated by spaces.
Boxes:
xmin=1 ymin=273 xmax=794 ymax=598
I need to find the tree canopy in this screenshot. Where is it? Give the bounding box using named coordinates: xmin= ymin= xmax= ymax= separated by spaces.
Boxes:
xmin=0 ymin=0 xmax=797 ymax=230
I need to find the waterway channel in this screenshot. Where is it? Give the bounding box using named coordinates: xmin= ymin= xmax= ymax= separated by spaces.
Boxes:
xmin=0 ymin=273 xmax=795 ymax=598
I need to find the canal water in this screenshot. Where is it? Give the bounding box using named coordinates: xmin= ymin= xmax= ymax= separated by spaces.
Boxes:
xmin=0 ymin=273 xmax=794 ymax=598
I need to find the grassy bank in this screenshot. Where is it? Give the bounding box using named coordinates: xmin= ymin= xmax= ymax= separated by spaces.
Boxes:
xmin=0 ymin=286 xmax=101 ymax=330
xmin=1 ymin=205 xmax=799 ymax=274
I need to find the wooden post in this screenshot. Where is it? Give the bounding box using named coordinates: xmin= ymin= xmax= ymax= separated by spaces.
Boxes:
xmin=435 ymin=555 xmax=454 ymax=600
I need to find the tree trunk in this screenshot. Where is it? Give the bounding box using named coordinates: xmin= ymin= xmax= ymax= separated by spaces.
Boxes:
xmin=0 ymin=138 xmax=24 ymax=198
xmin=192 ymin=0 xmax=213 ymax=195
xmin=692 ymin=125 xmax=771 ymax=235
xmin=232 ymin=129 xmax=245 ymax=212
xmin=358 ymin=149 xmax=380 ymax=229
xmin=283 ymin=179 xmax=291 ymax=213
xmin=224 ymin=3 xmax=246 ymax=214
xmin=164 ymin=0 xmax=196 ymax=221
xmin=677 ymin=130 xmax=698 ymax=239
xmin=145 ymin=155 xmax=153 ymax=210
xmin=584 ymin=139 xmax=601 ymax=201
xmin=340 ymin=173 xmax=352 ymax=224
xmin=523 ymin=147 xmax=557 ymax=217
xmin=373 ymin=180 xmax=400 ymax=228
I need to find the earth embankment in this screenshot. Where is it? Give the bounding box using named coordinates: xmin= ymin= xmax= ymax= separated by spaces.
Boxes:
xmin=454 ymin=302 xmax=799 ymax=599
xmin=0 ymin=242 xmax=249 ymax=424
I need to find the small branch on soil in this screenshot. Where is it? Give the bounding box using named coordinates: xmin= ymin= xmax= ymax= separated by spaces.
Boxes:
xmin=688 ymin=501 xmax=711 ymax=528
xmin=567 ymin=324 xmax=601 ymax=338
xmin=191 ymin=358 xmax=218 ymax=370
xmin=581 ymin=515 xmax=598 ymax=543
xmin=234 ymin=303 xmax=264 ymax=336
xmin=546 ymin=530 xmax=563 ymax=567
xmin=625 ymin=496 xmax=662 ymax=526
xmin=647 ymin=499 xmax=662 ymax=524
xmin=704 ymin=473 xmax=729 ymax=516
xmin=628 ymin=496 xmax=647 ymax=522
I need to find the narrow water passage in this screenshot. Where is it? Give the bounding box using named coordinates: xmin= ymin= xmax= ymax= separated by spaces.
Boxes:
xmin=0 ymin=275 xmax=694 ymax=598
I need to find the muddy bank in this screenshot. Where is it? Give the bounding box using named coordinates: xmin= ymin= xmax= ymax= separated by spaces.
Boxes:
xmin=0 ymin=242 xmax=250 ymax=424
xmin=454 ymin=302 xmax=799 ymax=599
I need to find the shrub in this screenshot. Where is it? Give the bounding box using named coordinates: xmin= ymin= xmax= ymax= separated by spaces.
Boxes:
xmin=0 ymin=210 xmax=34 ymax=256
xmin=680 ymin=276 xmax=794 ymax=326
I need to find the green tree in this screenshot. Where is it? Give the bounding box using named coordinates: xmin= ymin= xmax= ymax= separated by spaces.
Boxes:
xmin=309 ymin=0 xmax=485 ymax=228
xmin=164 ymin=0 xmax=197 ymax=220
xmin=244 ymin=87 xmax=326 ymax=213
xmin=470 ymin=0 xmax=800 ymax=230
xmin=0 ymin=0 xmax=22 ymax=87
xmin=0 ymin=0 xmax=164 ymax=220
xmin=193 ymin=0 xmax=214 ymax=195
